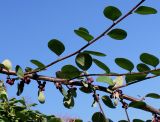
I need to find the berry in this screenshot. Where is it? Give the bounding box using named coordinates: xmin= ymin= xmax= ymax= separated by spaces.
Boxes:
xmin=24 ymin=77 xmax=31 ymax=84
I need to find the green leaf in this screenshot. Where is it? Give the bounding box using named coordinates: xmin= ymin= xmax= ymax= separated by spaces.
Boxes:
xmin=93 ymin=59 xmax=110 ymax=73
xmin=2 ymin=59 xmax=12 ymax=70
xmin=75 ymin=119 xmax=83 ymax=122
xmin=108 ymin=29 xmax=127 ymax=40
xmin=15 ymin=65 xmax=24 ymax=79
xmin=61 ymin=65 xmax=80 ymax=78
xmin=145 ymin=93 xmax=160 ymax=99
xmin=115 ymin=58 xmax=134 ymax=72
xmin=56 ymin=65 xmax=80 ymax=79
xmin=92 ymin=112 xmax=106 ymax=122
xmin=83 ymin=50 xmax=106 ymax=57
xmin=129 ymin=101 xmax=146 ymax=110
xmin=75 ymin=53 xmax=92 ymax=70
xmin=16 ymin=81 xmax=24 ymax=96
xmin=48 ymin=39 xmax=65 ymax=56
xmin=140 ymin=53 xmax=159 ymax=67
xmin=151 ymin=70 xmax=160 ymax=75
xmin=74 ymin=27 xmax=94 ymax=42
xmin=69 ymin=88 xmax=77 ymax=98
xmin=30 ymin=60 xmax=45 ymax=69
xmin=118 ymin=120 xmax=128 ymax=122
xmin=38 ymin=91 xmax=45 ymax=104
xmin=96 ymin=76 xmax=114 ymax=86
xmin=136 ymin=63 xmax=150 ymax=73
xmin=125 ymin=74 xmax=146 ymax=83
xmin=133 ymin=119 xmax=144 ymax=122
xmin=113 ymin=76 xmax=124 ymax=88
xmin=59 ymin=87 xmax=68 ymax=99
xmin=63 ymin=96 xmax=74 ymax=109
xmin=103 ymin=6 xmax=122 ymax=21
xmin=48 ymin=117 xmax=63 ymax=122
xmin=134 ymin=6 xmax=157 ymax=15
xmin=79 ymin=87 xmax=92 ymax=94
xmin=101 ymin=95 xmax=116 ymax=108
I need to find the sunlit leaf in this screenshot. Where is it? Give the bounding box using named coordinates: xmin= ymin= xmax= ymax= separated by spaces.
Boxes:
xmin=96 ymin=76 xmax=114 ymax=86
xmin=2 ymin=59 xmax=12 ymax=70
xmin=102 ymin=95 xmax=116 ymax=108
xmin=15 ymin=65 xmax=24 ymax=79
xmin=108 ymin=29 xmax=127 ymax=40
xmin=115 ymin=58 xmax=134 ymax=72
xmin=113 ymin=76 xmax=124 ymax=88
xmin=145 ymin=93 xmax=160 ymax=99
xmin=103 ymin=6 xmax=122 ymax=21
xmin=134 ymin=6 xmax=157 ymax=15
xmin=93 ymin=59 xmax=110 ymax=73
xmin=74 ymin=27 xmax=94 ymax=42
xmin=75 ymin=53 xmax=92 ymax=70
xmin=83 ymin=50 xmax=106 ymax=57
xmin=48 ymin=39 xmax=65 ymax=56
xmin=140 ymin=53 xmax=159 ymax=67
xmin=59 ymin=87 xmax=68 ymax=99
xmin=63 ymin=96 xmax=74 ymax=109
xmin=38 ymin=91 xmax=45 ymax=104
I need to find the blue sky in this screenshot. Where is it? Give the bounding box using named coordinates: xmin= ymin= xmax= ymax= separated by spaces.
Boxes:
xmin=0 ymin=0 xmax=160 ymax=121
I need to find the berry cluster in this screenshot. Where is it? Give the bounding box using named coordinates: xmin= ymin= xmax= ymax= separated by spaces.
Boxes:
xmin=6 ymin=78 xmax=15 ymax=85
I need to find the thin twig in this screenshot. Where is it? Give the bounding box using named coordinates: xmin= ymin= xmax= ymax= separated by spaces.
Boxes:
xmin=0 ymin=68 xmax=160 ymax=115
xmin=25 ymin=0 xmax=146 ymax=75
xmin=124 ymin=108 xmax=130 ymax=122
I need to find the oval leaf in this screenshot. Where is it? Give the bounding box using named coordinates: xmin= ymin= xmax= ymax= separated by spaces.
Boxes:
xmin=16 ymin=81 xmax=24 ymax=96
xmin=113 ymin=76 xmax=124 ymax=88
xmin=140 ymin=53 xmax=159 ymax=67
xmin=145 ymin=93 xmax=160 ymax=99
xmin=79 ymin=87 xmax=92 ymax=94
xmin=115 ymin=58 xmax=134 ymax=72
xmin=93 ymin=59 xmax=110 ymax=73
xmin=30 ymin=60 xmax=45 ymax=69
xmin=103 ymin=6 xmax=122 ymax=21
xmin=125 ymin=74 xmax=147 ymax=84
xmin=63 ymin=97 xmax=74 ymax=109
xmin=75 ymin=53 xmax=92 ymax=70
xmin=96 ymin=76 xmax=114 ymax=86
xmin=108 ymin=29 xmax=127 ymax=40
xmin=133 ymin=119 xmax=144 ymax=122
xmin=92 ymin=112 xmax=106 ymax=122
xmin=136 ymin=63 xmax=150 ymax=73
xmin=83 ymin=50 xmax=106 ymax=57
xmin=101 ymin=95 xmax=116 ymax=108
xmin=129 ymin=101 xmax=146 ymax=110
xmin=38 ymin=91 xmax=45 ymax=104
xmin=48 ymin=39 xmax=65 ymax=56
xmin=15 ymin=65 xmax=24 ymax=79
xmin=56 ymin=65 xmax=80 ymax=79
xmin=74 ymin=27 xmax=94 ymax=42
xmin=134 ymin=6 xmax=157 ymax=15
xmin=2 ymin=59 xmax=12 ymax=70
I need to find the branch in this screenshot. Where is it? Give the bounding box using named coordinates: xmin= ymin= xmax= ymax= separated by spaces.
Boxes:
xmin=25 ymin=0 xmax=146 ymax=75
xmin=1 ymin=68 xmax=160 ymax=115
